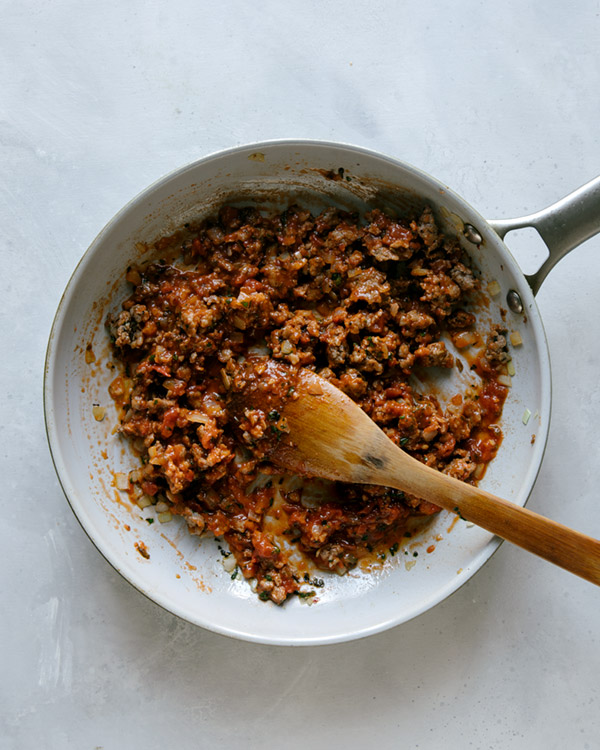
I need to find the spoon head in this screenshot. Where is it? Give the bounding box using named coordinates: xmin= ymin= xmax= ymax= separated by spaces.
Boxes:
xmin=229 ymin=361 xmax=395 ymax=484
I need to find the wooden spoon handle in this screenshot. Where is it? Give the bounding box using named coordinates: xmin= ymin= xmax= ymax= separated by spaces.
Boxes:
xmin=374 ymin=439 xmax=600 ymax=585
xmin=278 ymin=368 xmax=600 ymax=585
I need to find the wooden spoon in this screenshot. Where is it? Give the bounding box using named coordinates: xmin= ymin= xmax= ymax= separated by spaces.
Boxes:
xmin=254 ymin=367 xmax=600 ymax=585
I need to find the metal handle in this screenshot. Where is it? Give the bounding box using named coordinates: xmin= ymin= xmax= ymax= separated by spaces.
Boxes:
xmin=488 ymin=175 xmax=600 ymax=295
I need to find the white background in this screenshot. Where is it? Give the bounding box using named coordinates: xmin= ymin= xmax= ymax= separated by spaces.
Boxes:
xmin=2 ymin=1 xmax=599 ymax=748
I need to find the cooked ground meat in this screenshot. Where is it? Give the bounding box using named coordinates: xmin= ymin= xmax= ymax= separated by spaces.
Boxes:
xmin=485 ymin=324 xmax=511 ymax=365
xmin=106 ymin=204 xmax=509 ymax=604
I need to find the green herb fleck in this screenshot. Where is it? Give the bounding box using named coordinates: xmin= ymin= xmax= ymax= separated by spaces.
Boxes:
xmin=453 ymin=506 xmax=466 ymax=521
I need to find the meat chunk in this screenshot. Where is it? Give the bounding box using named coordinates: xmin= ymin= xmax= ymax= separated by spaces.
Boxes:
xmin=415 ymin=206 xmax=442 ymax=251
xmin=108 ymin=305 xmax=149 ymax=348
xmin=485 ymin=324 xmax=510 ymax=365
xmin=414 ymin=341 xmax=454 ymax=368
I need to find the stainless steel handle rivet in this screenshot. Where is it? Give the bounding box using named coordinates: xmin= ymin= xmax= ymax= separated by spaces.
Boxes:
xmin=507 ymin=289 xmax=524 ymax=314
xmin=463 ymin=224 xmax=483 ymax=245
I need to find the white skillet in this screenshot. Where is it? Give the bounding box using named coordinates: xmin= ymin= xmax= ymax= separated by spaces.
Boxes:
xmin=44 ymin=140 xmax=600 ymax=645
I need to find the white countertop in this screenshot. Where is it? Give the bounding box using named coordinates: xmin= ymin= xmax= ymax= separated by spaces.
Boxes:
xmin=2 ymin=2 xmax=599 ymax=748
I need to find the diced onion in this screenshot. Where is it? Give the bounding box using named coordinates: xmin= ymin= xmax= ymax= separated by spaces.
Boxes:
xmin=137 ymin=495 xmax=153 ymax=509
xmin=187 ymin=411 xmax=209 ymax=424
xmin=157 ymin=511 xmax=172 ymax=524
xmin=115 ymin=472 xmax=129 ymax=490
xmin=497 ymin=374 xmax=512 ymax=387
xmin=473 ymin=463 xmax=485 ymax=480
xmin=280 ymin=340 xmax=293 ymax=354
xmin=92 ymin=406 xmax=106 ymax=421
xmin=133 ymin=438 xmax=146 ymax=453
xmin=510 ymin=331 xmax=523 ymax=346
xmin=125 ymin=268 xmax=142 ymax=285
xmin=222 ymin=555 xmax=237 ymax=573
xmin=147 ymin=444 xmax=163 ymax=466
xmin=507 ymin=360 xmax=516 ymax=376
xmin=453 ymin=331 xmax=476 ymax=349
xmin=522 ymin=408 xmax=532 ymax=425
xmin=247 ymin=343 xmax=269 ymax=356
xmin=129 ymin=485 xmax=143 ymax=501
xmin=487 ymin=280 xmax=501 ymax=297
xmin=155 ymin=500 xmax=170 ymax=513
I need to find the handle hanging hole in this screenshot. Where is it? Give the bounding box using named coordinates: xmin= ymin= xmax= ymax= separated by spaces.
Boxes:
xmin=501 ymin=226 xmax=549 ymax=276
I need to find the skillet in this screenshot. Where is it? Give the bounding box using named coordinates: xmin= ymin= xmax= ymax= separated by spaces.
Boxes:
xmin=44 ymin=140 xmax=600 ymax=644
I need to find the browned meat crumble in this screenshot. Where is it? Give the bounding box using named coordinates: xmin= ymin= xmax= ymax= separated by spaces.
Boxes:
xmin=107 ymin=204 xmax=508 ymax=604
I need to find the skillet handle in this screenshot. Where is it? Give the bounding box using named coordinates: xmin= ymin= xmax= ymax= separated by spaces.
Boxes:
xmin=487 ymin=175 xmax=600 ymax=295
